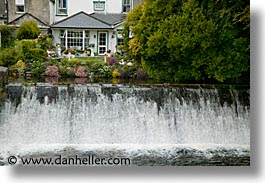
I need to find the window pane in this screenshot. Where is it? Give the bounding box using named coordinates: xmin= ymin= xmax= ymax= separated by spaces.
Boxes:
xmin=67 ymin=30 xmax=84 ymax=50
xmin=117 ymin=38 xmax=124 ymax=46
xmin=16 ymin=5 xmax=24 ymax=12
xmin=57 ymin=0 xmax=67 ymax=14
xmin=94 ymin=2 xmax=105 ymax=11
xmin=99 ymin=47 xmax=106 ymax=54
xmin=85 ymin=31 xmax=89 ymax=38
xmin=59 ymin=0 xmax=67 ymax=8
xmin=122 ymin=0 xmax=131 ymax=12
xmin=16 ymin=0 xmax=24 ymax=5
xmin=63 ymin=0 xmax=67 ymax=8
xmin=60 ymin=30 xmax=65 ymax=37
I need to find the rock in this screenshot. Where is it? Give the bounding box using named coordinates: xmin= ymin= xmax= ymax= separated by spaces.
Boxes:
xmin=0 ymin=66 xmax=8 ymax=76
xmin=0 ymin=66 xmax=8 ymax=86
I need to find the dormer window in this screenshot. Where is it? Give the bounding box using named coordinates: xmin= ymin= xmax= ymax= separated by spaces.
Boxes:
xmin=57 ymin=0 xmax=67 ymax=15
xmin=93 ymin=1 xmax=106 ymax=12
xmin=122 ymin=0 xmax=131 ymax=13
xmin=16 ymin=0 xmax=25 ymax=13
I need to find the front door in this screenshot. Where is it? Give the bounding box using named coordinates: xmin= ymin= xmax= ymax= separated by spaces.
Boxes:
xmin=98 ymin=32 xmax=107 ymax=55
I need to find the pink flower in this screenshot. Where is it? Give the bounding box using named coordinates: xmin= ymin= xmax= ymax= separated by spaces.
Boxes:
xmin=75 ymin=66 xmax=88 ymax=78
xmin=45 ymin=65 xmax=60 ymax=77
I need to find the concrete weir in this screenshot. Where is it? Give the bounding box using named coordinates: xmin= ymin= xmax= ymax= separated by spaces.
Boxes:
xmin=0 ymin=83 xmax=250 ymax=166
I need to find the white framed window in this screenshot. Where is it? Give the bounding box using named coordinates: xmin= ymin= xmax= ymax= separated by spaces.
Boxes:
xmin=122 ymin=0 xmax=131 ymax=13
xmin=93 ymin=1 xmax=105 ymax=11
xmin=67 ymin=30 xmax=83 ymax=50
xmin=60 ymin=30 xmax=90 ymax=50
xmin=15 ymin=0 xmax=25 ymax=13
xmin=57 ymin=0 xmax=67 ymax=15
xmin=117 ymin=38 xmax=124 ymax=46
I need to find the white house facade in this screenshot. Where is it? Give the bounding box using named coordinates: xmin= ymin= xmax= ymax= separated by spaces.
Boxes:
xmin=51 ymin=0 xmax=135 ymax=23
xmin=50 ymin=0 xmax=142 ymax=55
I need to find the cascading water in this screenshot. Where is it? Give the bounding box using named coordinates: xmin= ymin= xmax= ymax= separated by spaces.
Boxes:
xmin=0 ymin=83 xmax=250 ymax=166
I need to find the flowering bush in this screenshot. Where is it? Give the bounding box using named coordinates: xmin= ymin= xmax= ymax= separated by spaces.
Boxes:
xmin=16 ymin=60 xmax=26 ymax=75
xmin=75 ymin=66 xmax=88 ymax=78
xmin=70 ymin=58 xmax=79 ymax=66
xmin=58 ymin=66 xmax=75 ymax=77
xmin=16 ymin=60 xmax=26 ymax=70
xmin=70 ymin=49 xmax=77 ymax=54
xmin=98 ymin=65 xmax=112 ymax=78
xmin=45 ymin=65 xmax=60 ymax=77
xmin=118 ymin=66 xmax=130 ymax=79
xmin=112 ymin=70 xmax=120 ymax=78
xmin=31 ymin=61 xmax=45 ymax=76
xmin=63 ymin=49 xmax=69 ymax=54
xmin=109 ymin=58 xmax=119 ymax=66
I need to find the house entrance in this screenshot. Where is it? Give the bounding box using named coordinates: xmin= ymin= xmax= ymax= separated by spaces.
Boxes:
xmin=98 ymin=32 xmax=107 ymax=55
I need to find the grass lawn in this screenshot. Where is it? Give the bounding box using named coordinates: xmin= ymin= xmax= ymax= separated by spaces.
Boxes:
xmin=78 ymin=57 xmax=105 ymax=65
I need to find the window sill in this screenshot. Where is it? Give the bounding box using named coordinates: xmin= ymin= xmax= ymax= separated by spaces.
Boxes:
xmin=56 ymin=14 xmax=68 ymax=16
xmin=16 ymin=12 xmax=25 ymax=14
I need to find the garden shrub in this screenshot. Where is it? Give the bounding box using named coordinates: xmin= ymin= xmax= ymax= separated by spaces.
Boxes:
xmin=98 ymin=65 xmax=112 ymax=78
xmin=8 ymin=64 xmax=18 ymax=75
xmin=16 ymin=40 xmax=46 ymax=63
xmin=45 ymin=65 xmax=60 ymax=77
xmin=16 ymin=21 xmax=41 ymax=40
xmin=58 ymin=65 xmax=75 ymax=77
xmin=27 ymin=48 xmax=46 ymax=62
xmin=90 ymin=63 xmax=112 ymax=79
xmin=136 ymin=68 xmax=148 ymax=80
xmin=0 ymin=25 xmax=14 ymax=48
xmin=0 ymin=48 xmax=18 ymax=66
xmin=118 ymin=65 xmax=137 ymax=79
xmin=37 ymin=34 xmax=52 ymax=50
xmin=31 ymin=60 xmax=45 ymax=76
xmin=75 ymin=66 xmax=88 ymax=78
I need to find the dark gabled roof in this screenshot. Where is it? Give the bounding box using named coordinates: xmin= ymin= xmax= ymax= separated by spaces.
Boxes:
xmin=51 ymin=11 xmax=126 ymax=29
xmin=8 ymin=12 xmax=48 ymax=27
xmin=90 ymin=13 xmax=126 ymax=26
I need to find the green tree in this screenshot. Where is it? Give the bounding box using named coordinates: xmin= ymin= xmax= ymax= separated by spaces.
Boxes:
xmin=16 ymin=21 xmax=41 ymax=40
xmin=0 ymin=25 xmax=14 ymax=49
xmin=124 ymin=0 xmax=250 ymax=83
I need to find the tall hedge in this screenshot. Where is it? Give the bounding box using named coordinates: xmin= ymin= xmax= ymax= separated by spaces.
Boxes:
xmin=0 ymin=25 xmax=14 ymax=49
xmin=16 ymin=21 xmax=41 ymax=40
xmin=124 ymin=0 xmax=250 ymax=83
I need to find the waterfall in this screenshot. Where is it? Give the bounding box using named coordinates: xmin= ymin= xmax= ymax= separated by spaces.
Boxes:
xmin=0 ymin=83 xmax=250 ymax=146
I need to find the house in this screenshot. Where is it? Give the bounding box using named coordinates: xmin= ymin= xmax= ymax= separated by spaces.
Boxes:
xmin=50 ymin=0 xmax=142 ymax=23
xmin=0 ymin=0 xmax=8 ymax=25
xmin=50 ymin=0 xmax=143 ymax=55
xmin=7 ymin=0 xmax=52 ymax=33
xmin=51 ymin=11 xmax=126 ymax=55
xmin=4 ymin=0 xmax=143 ymax=55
